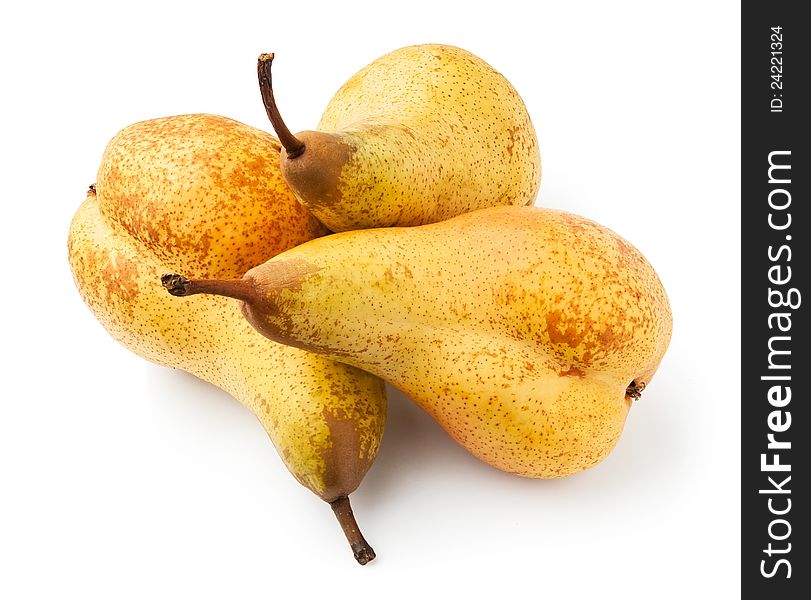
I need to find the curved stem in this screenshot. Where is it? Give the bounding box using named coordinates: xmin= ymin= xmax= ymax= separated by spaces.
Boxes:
xmin=257 ymin=53 xmax=306 ymax=159
xmin=160 ymin=273 xmax=257 ymax=303
xmin=330 ymin=496 xmax=376 ymax=565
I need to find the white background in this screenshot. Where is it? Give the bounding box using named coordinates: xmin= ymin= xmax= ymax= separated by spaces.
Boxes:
xmin=1 ymin=1 xmax=740 ymax=598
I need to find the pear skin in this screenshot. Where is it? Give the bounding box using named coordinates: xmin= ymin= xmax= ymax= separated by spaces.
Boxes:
xmin=259 ymin=45 xmax=541 ymax=231
xmin=95 ymin=113 xmax=328 ymax=277
xmin=164 ymin=206 xmax=671 ymax=478
xmin=68 ymin=115 xmax=385 ymax=564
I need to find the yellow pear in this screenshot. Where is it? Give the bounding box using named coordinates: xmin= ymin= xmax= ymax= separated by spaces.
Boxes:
xmin=68 ymin=114 xmax=386 ymax=564
xmin=258 ymin=45 xmax=541 ymax=231
xmin=162 ymin=205 xmax=671 ymax=478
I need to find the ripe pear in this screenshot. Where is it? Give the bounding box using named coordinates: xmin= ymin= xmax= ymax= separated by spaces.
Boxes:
xmin=68 ymin=114 xmax=386 ymax=564
xmin=258 ymin=45 xmax=541 ymax=231
xmin=163 ymin=206 xmax=672 ymax=478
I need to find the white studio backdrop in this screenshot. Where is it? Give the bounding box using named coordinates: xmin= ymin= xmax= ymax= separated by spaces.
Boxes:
xmin=0 ymin=1 xmax=741 ymax=598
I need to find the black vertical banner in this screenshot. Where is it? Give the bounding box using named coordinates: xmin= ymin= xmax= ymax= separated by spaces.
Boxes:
xmin=742 ymin=3 xmax=807 ymax=598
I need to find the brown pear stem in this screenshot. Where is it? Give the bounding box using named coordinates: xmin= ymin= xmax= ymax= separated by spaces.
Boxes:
xmin=257 ymin=53 xmax=306 ymax=159
xmin=330 ymin=496 xmax=376 ymax=565
xmin=160 ymin=273 xmax=257 ymax=303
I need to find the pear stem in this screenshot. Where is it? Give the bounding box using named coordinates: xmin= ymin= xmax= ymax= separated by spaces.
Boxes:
xmin=160 ymin=273 xmax=257 ymax=303
xmin=257 ymin=53 xmax=306 ymax=159
xmin=330 ymin=496 xmax=376 ymax=565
